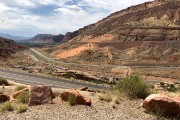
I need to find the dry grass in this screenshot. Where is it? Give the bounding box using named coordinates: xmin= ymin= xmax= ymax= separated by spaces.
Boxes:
xmin=98 ymin=93 xmax=112 ymax=102
xmin=14 ymin=85 xmax=27 ymax=92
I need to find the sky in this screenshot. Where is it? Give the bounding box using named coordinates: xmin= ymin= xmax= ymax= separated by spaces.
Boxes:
xmin=0 ymin=0 xmax=153 ymax=37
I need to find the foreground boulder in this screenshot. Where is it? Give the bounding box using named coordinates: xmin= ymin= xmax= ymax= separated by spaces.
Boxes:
xmin=61 ymin=90 xmax=91 ymax=106
xmin=0 ymin=94 xmax=10 ymax=103
xmin=142 ymin=94 xmax=180 ymax=116
xmin=28 ymin=85 xmax=54 ymax=106
xmin=13 ymin=88 xmax=29 ymax=99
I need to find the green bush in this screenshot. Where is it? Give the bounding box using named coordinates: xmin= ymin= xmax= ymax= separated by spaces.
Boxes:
xmin=0 ymin=78 xmax=9 ymax=86
xmin=68 ymin=94 xmax=76 ymax=106
xmin=0 ymin=101 xmax=14 ymax=112
xmin=16 ymin=91 xmax=29 ymax=104
xmin=17 ymin=105 xmax=28 ymax=113
xmin=115 ymin=75 xmax=151 ymax=99
xmin=14 ymin=86 xmax=27 ymax=92
xmin=166 ymin=84 xmax=177 ymax=92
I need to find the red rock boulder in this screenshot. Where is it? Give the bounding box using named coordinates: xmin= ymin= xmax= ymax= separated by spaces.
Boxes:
xmin=28 ymin=85 xmax=55 ymax=106
xmin=142 ymin=94 xmax=180 ymax=116
xmin=61 ymin=90 xmax=91 ymax=106
xmin=0 ymin=94 xmax=10 ymax=103
xmin=174 ymin=97 xmax=180 ymax=101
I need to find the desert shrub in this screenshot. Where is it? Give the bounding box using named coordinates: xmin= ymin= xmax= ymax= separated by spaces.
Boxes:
xmin=0 ymin=101 xmax=14 ymax=112
xmin=28 ymin=70 xmax=33 ymax=73
xmin=17 ymin=105 xmax=28 ymax=113
xmin=166 ymin=84 xmax=177 ymax=92
xmin=115 ymin=75 xmax=151 ymax=99
xmin=160 ymin=82 xmax=165 ymax=87
xmin=68 ymin=94 xmax=76 ymax=106
xmin=14 ymin=86 xmax=27 ymax=92
xmin=0 ymin=78 xmax=9 ymax=86
xmin=16 ymin=91 xmax=29 ymax=104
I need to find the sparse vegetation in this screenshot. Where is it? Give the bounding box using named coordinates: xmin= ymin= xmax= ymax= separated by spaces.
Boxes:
xmin=16 ymin=91 xmax=29 ymax=104
xmin=14 ymin=85 xmax=27 ymax=92
xmin=153 ymin=104 xmax=165 ymax=119
xmin=166 ymin=84 xmax=177 ymax=92
xmin=28 ymin=70 xmax=33 ymax=73
xmin=0 ymin=101 xmax=14 ymax=112
xmin=68 ymin=94 xmax=77 ymax=106
xmin=114 ymin=75 xmax=151 ymax=99
xmin=0 ymin=78 xmax=9 ymax=86
xmin=17 ymin=105 xmax=28 ymax=113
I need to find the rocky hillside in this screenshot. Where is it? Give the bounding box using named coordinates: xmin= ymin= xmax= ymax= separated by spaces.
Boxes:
xmin=42 ymin=0 xmax=180 ymax=65
xmin=63 ymin=0 xmax=180 ymax=42
xmin=26 ymin=34 xmax=64 ymax=43
xmin=0 ymin=37 xmax=23 ymax=59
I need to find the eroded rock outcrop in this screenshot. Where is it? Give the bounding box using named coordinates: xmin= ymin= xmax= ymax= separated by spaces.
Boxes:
xmin=142 ymin=94 xmax=180 ymax=116
xmin=28 ymin=85 xmax=55 ymax=106
xmin=61 ymin=90 xmax=91 ymax=106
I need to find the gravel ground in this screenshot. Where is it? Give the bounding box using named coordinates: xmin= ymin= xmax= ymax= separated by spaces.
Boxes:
xmin=1 ymin=85 xmax=178 ymax=120
xmin=0 ymin=102 xmax=157 ymax=120
xmin=0 ymin=91 xmax=159 ymax=120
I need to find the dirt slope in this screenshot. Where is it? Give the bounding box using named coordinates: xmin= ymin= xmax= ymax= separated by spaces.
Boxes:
xmin=0 ymin=37 xmax=23 ymax=60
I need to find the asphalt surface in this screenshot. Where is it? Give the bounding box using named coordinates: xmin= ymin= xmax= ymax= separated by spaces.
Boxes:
xmin=0 ymin=68 xmax=107 ymax=90
xmin=30 ymin=49 xmax=131 ymax=69
xmin=30 ymin=49 xmax=180 ymax=69
xmin=1 ymin=49 xmax=177 ymax=90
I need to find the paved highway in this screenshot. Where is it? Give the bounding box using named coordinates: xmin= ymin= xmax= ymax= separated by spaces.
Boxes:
xmin=0 ymin=68 xmax=173 ymax=91
xmin=30 ymin=49 xmax=131 ymax=69
xmin=30 ymin=49 xmax=180 ymax=69
xmin=0 ymin=68 xmax=107 ymax=90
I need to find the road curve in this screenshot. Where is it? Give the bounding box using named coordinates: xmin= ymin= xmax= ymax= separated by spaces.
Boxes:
xmin=0 ymin=68 xmax=107 ymax=90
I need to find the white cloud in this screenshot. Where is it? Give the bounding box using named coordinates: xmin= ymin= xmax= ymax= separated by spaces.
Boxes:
xmin=0 ymin=3 xmax=11 ymax=11
xmin=15 ymin=0 xmax=35 ymax=7
xmin=0 ymin=0 xmax=153 ymax=36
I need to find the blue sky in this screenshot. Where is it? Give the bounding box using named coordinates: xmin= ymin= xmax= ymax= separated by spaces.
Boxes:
xmin=0 ymin=0 xmax=153 ymax=37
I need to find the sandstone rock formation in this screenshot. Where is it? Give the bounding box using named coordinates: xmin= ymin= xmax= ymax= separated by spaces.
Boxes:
xmin=28 ymin=85 xmax=55 ymax=106
xmin=61 ymin=90 xmax=91 ymax=106
xmin=142 ymin=94 xmax=180 ymax=116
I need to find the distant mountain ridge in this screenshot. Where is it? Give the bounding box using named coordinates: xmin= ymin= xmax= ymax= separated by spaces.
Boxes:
xmin=0 ymin=33 xmax=30 ymax=41
xmin=25 ymin=34 xmax=64 ymax=43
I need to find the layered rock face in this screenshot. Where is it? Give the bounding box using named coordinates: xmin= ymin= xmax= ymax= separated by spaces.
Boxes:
xmin=62 ymin=0 xmax=180 ymax=42
xmin=42 ymin=0 xmax=180 ymax=65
